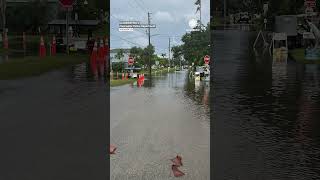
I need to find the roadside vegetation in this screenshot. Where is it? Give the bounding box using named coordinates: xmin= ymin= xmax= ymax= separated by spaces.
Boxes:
xmin=0 ymin=54 xmax=89 ymax=80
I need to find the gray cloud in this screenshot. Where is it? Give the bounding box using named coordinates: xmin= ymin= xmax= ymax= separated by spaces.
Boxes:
xmin=111 ymin=0 xmax=210 ymax=55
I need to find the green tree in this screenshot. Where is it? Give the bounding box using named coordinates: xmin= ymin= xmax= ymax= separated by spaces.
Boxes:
xmin=178 ymin=23 xmax=210 ymax=66
xmin=6 ymin=0 xmax=49 ymax=32
xmin=142 ymin=44 xmax=155 ymax=66
xmin=115 ymin=49 xmax=125 ymax=61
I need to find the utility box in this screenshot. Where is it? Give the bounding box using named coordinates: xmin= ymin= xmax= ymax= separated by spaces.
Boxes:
xmin=275 ymin=15 xmax=297 ymax=36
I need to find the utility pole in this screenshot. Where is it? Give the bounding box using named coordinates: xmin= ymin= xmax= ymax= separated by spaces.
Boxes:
xmin=199 ymin=0 xmax=202 ymax=30
xmin=168 ymin=37 xmax=171 ymax=68
xmin=148 ymin=12 xmax=151 ymax=76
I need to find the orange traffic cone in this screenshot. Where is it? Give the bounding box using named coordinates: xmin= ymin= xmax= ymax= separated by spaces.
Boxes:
xmin=51 ymin=36 xmax=56 ymax=56
xmin=39 ymin=36 xmax=46 ymax=57
xmin=97 ymin=39 xmax=105 ymax=64
xmin=3 ymin=32 xmax=8 ymax=49
xmin=22 ymin=32 xmax=26 ymax=47
xmin=103 ymin=36 xmax=109 ymax=56
xmin=90 ymin=41 xmax=98 ymax=64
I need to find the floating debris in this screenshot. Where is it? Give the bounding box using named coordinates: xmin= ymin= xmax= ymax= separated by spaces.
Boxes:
xmin=109 ymin=144 xmax=117 ymax=154
xmin=172 ymin=165 xmax=185 ymax=177
xmin=170 ymin=155 xmax=183 ymax=167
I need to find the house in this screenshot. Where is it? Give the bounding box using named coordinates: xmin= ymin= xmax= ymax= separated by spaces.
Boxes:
xmin=110 ymin=48 xmax=131 ymax=64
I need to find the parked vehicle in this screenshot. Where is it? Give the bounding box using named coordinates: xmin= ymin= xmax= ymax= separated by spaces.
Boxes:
xmin=238 ymin=12 xmax=250 ymax=23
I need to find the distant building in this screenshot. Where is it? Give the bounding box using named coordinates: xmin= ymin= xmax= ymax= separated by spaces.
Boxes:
xmin=110 ymin=48 xmax=130 ymax=64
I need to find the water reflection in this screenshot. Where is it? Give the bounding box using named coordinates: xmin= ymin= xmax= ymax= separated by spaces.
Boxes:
xmin=213 ymin=30 xmax=320 ymax=179
xmin=0 ymin=55 xmax=108 ymax=180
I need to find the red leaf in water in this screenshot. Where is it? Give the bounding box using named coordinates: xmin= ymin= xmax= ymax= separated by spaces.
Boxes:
xmin=172 ymin=165 xmax=185 ymax=177
xmin=109 ymin=144 xmax=117 ymax=154
xmin=170 ymin=155 xmax=183 ymax=166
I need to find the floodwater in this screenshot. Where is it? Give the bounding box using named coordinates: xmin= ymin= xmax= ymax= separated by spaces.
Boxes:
xmin=0 ymin=62 xmax=109 ymax=180
xmin=110 ymin=71 xmax=210 ymax=180
xmin=213 ymin=30 xmax=320 ymax=180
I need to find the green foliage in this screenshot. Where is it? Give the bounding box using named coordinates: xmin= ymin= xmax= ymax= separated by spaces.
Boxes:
xmin=112 ymin=62 xmax=124 ymax=72
xmin=0 ymin=54 xmax=88 ymax=79
xmin=6 ymin=0 xmax=49 ymax=32
xmin=268 ymin=0 xmax=304 ymax=15
xmin=173 ymin=23 xmax=210 ymax=66
xmin=115 ymin=49 xmax=125 ymax=61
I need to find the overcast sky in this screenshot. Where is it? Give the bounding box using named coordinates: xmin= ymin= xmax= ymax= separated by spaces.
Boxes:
xmin=110 ymin=0 xmax=210 ymax=55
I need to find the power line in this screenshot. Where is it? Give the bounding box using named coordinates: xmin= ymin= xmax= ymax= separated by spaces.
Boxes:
xmin=111 ymin=34 xmax=145 ymax=47
xmin=133 ymin=0 xmax=148 ymax=14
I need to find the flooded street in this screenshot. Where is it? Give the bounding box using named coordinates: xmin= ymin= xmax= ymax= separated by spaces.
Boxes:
xmin=213 ymin=30 xmax=320 ymax=180
xmin=110 ymin=71 xmax=210 ymax=180
xmin=0 ymin=63 xmax=109 ymax=180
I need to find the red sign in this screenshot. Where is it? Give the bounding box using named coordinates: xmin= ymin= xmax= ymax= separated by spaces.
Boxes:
xmin=59 ymin=0 xmax=75 ymax=8
xmin=204 ymin=55 xmax=210 ymax=64
xmin=305 ymin=0 xmax=316 ymax=8
xmin=128 ymin=57 xmax=134 ymax=65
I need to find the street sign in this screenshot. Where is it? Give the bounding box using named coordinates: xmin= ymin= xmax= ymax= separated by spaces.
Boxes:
xmin=128 ymin=57 xmax=134 ymax=65
xmin=204 ymin=55 xmax=210 ymax=64
xmin=59 ymin=0 xmax=75 ymax=8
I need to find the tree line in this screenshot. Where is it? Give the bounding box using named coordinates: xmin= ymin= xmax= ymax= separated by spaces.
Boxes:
xmin=2 ymin=0 xmax=108 ymax=33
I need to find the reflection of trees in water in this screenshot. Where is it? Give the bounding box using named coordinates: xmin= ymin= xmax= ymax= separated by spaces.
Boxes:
xmin=69 ymin=62 xmax=108 ymax=83
xmin=238 ymin=50 xmax=320 ymax=133
xmin=183 ymin=73 xmax=210 ymax=107
xmin=234 ymin=34 xmax=308 ymax=130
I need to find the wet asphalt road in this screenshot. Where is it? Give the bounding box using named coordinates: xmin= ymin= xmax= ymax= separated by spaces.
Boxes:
xmin=110 ymin=71 xmax=210 ymax=180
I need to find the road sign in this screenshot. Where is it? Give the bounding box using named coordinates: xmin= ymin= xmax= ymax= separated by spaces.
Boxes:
xmin=59 ymin=0 xmax=75 ymax=8
xmin=204 ymin=55 xmax=210 ymax=64
xmin=128 ymin=57 xmax=134 ymax=65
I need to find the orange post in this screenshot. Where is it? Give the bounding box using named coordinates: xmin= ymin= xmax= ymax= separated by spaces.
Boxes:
xmin=90 ymin=41 xmax=98 ymax=64
xmin=3 ymin=32 xmax=8 ymax=49
xmin=51 ymin=36 xmax=56 ymax=56
xmin=39 ymin=36 xmax=46 ymax=57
